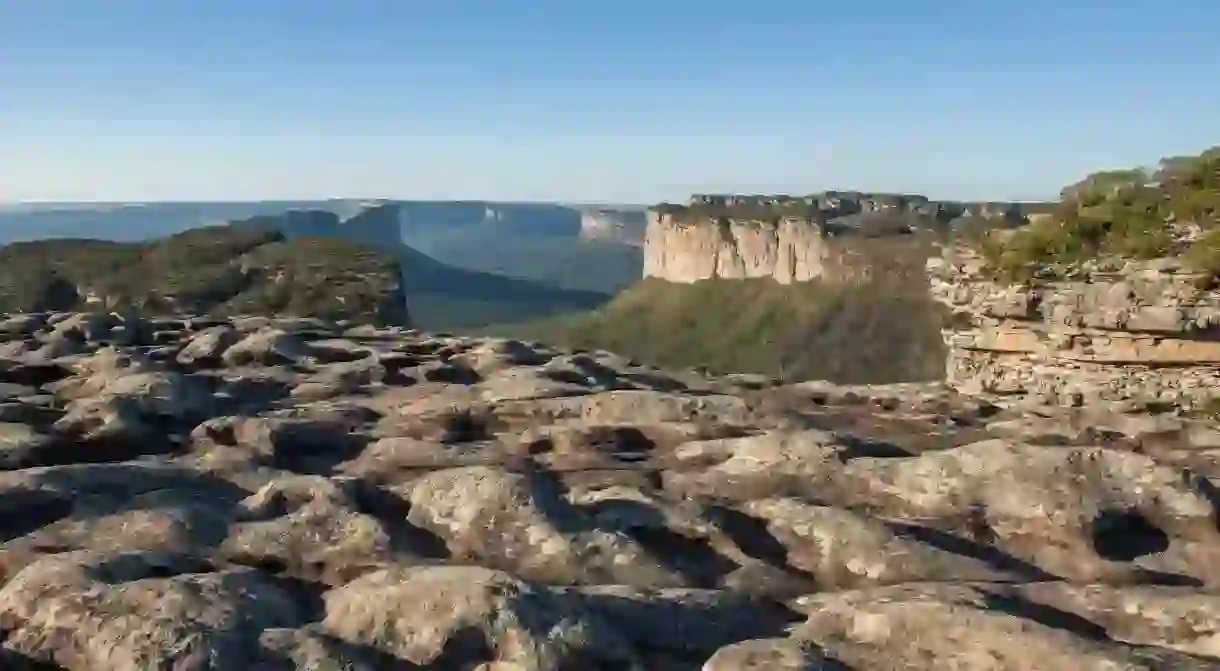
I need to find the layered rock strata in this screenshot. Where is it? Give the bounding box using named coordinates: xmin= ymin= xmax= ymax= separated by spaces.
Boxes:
xmin=929 ymin=245 xmax=1220 ymax=410
xmin=0 ymin=311 xmax=1219 ymax=668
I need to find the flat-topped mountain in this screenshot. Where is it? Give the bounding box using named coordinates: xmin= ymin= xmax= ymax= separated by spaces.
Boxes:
xmin=645 ymin=192 xmax=1048 ymax=285
xmin=242 ymin=202 xmax=404 ymax=249
xmin=0 ymin=200 xmax=585 ymax=246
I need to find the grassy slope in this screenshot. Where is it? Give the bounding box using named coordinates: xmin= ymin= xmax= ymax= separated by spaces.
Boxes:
xmin=490 ymin=238 xmax=946 ymax=384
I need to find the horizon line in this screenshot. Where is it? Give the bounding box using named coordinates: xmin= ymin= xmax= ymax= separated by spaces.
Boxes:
xmin=0 ymin=193 xmax=1058 ymax=208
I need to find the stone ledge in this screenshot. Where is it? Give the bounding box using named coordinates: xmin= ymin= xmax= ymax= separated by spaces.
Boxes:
xmin=931 ymin=244 xmax=1220 ymax=409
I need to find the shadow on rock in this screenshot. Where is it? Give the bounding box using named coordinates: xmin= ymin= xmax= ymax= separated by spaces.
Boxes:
xmin=1090 ymin=509 xmax=1170 ymax=562
xmin=0 ymin=489 xmax=75 ymax=543
xmin=586 ymin=498 xmax=738 ymax=589
xmin=0 ymin=649 xmax=68 ymax=671
xmin=523 ymin=461 xmax=740 ymax=588
xmin=346 ymin=481 xmax=451 ymax=560
xmin=580 ymin=590 xmax=803 ymax=664
xmin=268 ymin=428 xmax=370 ymax=476
xmin=834 ymin=433 xmax=913 ymax=462
xmin=887 ymin=520 xmax=1057 ymax=580
xmin=0 ymin=361 xmax=72 ymax=388
xmin=980 ymin=588 xmax=1110 ymax=642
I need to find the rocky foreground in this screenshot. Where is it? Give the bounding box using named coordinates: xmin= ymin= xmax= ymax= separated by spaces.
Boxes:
xmin=1 ymin=313 xmax=1220 ymax=669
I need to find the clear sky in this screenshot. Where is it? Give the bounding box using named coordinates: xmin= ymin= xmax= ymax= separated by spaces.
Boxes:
xmin=2 ymin=0 xmax=1218 ymax=203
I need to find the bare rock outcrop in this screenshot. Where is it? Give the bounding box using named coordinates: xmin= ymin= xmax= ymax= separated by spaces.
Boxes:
xmin=0 ymin=310 xmax=1216 ymax=669
xmin=930 ymin=245 xmax=1220 ymax=410
xmin=643 ymin=213 xmax=834 ymax=284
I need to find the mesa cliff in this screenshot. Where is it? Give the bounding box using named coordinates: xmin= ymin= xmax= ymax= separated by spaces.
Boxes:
xmin=642 ymin=192 xmax=1040 ymax=284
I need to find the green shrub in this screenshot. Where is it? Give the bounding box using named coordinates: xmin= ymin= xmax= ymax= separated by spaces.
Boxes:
xmin=977 ymin=146 xmax=1219 ymax=277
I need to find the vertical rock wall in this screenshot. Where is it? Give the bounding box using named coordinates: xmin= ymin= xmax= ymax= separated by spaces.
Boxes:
xmin=642 ymin=213 xmax=835 ymax=284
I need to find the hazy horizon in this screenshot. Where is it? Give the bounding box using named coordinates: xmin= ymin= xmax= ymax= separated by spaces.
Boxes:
xmin=0 ymin=198 xmax=654 ymax=208
xmin=3 ymin=0 xmax=1218 ymax=203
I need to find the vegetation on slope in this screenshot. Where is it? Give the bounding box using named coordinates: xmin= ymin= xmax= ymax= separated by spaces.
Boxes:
xmin=976 ymin=146 xmax=1220 ymax=282
xmin=493 ymin=237 xmax=946 ymax=384
xmin=0 ymin=225 xmax=408 ymax=324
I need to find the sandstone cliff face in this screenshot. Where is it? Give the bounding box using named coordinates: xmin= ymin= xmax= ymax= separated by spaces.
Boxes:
xmin=643 ymin=213 xmax=835 ymax=283
xmin=929 ymin=246 xmax=1220 ymax=409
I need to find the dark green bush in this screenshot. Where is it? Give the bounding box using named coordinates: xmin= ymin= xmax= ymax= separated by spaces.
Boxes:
xmin=978 ymin=146 xmax=1219 ymax=278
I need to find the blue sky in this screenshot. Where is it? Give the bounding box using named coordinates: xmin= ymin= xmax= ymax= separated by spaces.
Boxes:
xmin=2 ymin=0 xmax=1218 ymax=203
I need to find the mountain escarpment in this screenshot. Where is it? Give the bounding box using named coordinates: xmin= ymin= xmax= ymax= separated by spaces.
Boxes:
xmin=643 ymin=192 xmax=1037 ymax=284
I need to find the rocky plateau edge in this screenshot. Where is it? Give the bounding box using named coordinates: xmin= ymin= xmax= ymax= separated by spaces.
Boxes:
xmin=930 ymin=244 xmax=1220 ymax=411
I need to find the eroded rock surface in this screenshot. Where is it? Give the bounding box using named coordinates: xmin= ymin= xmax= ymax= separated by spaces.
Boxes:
xmin=0 ymin=311 xmax=1218 ymax=669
